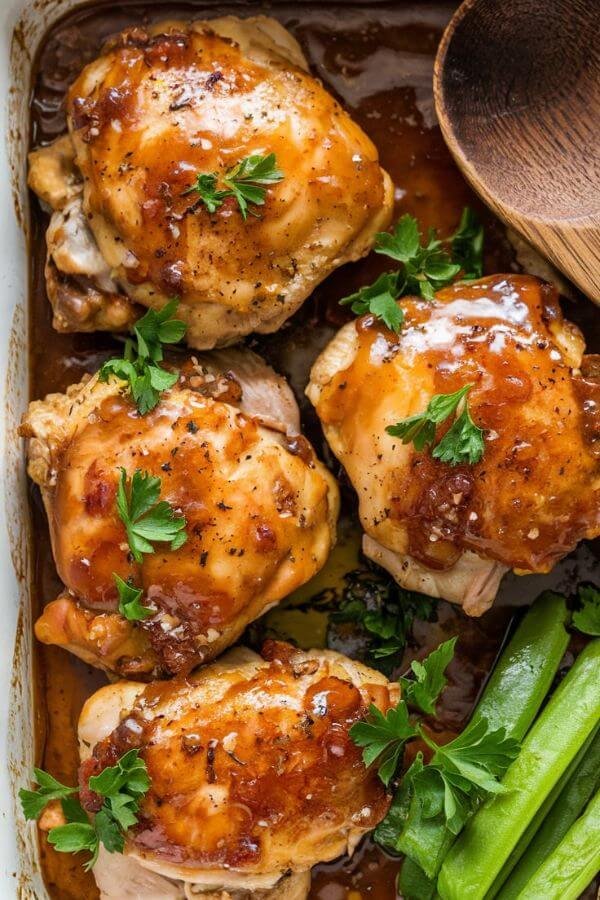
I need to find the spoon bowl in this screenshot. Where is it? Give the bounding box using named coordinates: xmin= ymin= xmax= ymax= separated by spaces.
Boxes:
xmin=434 ymin=0 xmax=600 ymax=302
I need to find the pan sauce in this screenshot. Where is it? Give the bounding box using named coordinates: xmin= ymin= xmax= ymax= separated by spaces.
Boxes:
xmin=29 ymin=3 xmax=599 ymax=898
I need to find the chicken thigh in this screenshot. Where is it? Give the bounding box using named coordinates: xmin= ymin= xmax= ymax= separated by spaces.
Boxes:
xmin=28 ymin=15 xmax=393 ymax=347
xmin=307 ymin=274 xmax=600 ymax=615
xmin=21 ymin=350 xmax=339 ymax=676
xmin=77 ymin=643 xmax=398 ymax=899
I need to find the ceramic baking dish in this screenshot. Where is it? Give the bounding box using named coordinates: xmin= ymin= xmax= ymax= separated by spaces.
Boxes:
xmin=4 ymin=3 xmax=598 ymax=899
xmin=3 ymin=3 xmax=85 ymax=895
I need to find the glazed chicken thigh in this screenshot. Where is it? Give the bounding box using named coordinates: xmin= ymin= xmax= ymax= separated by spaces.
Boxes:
xmin=77 ymin=642 xmax=398 ymax=899
xmin=21 ymin=350 xmax=339 ymax=676
xmin=28 ymin=15 xmax=393 ymax=347
xmin=307 ymin=274 xmax=600 ymax=615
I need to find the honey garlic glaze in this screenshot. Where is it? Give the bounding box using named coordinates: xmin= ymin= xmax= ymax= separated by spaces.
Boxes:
xmin=26 ymin=375 xmax=337 ymax=678
xmin=27 ymin=3 xmax=599 ymax=900
xmin=77 ymin=642 xmax=395 ymax=873
xmin=312 ymin=274 xmax=599 ymax=574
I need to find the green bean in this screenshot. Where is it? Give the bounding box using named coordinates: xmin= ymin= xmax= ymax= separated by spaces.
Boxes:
xmin=393 ymin=593 xmax=570 ymax=891
xmin=515 ymin=788 xmax=600 ymax=900
xmin=470 ymin=591 xmax=570 ymax=741
xmin=438 ymin=640 xmax=600 ymax=900
xmin=494 ymin=725 xmax=600 ymax=899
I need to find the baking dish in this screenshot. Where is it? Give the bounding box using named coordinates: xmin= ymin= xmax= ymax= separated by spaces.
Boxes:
xmin=4 ymin=3 xmax=599 ymax=899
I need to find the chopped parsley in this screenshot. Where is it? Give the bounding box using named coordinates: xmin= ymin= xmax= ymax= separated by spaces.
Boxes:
xmin=116 ymin=468 xmax=187 ymax=564
xmin=184 ymin=152 xmax=284 ymax=220
xmin=386 ymin=383 xmax=485 ymax=466
xmin=99 ymin=299 xmax=186 ymax=415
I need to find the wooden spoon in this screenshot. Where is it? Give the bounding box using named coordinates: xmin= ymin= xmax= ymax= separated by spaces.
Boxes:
xmin=434 ymin=0 xmax=600 ymax=303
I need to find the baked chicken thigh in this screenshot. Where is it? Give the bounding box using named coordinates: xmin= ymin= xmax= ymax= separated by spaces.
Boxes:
xmin=307 ymin=274 xmax=600 ymax=615
xmin=28 ymin=15 xmax=393 ymax=347
xmin=77 ymin=642 xmax=398 ymax=899
xmin=21 ymin=350 xmax=339 ymax=676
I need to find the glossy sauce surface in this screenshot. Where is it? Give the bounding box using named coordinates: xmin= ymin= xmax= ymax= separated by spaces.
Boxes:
xmin=30 ymin=378 xmax=335 ymax=677
xmin=67 ymin=22 xmax=388 ymax=308
xmin=314 ymin=274 xmax=599 ymax=573
xmin=28 ymin=3 xmax=599 ymax=899
xmin=79 ymin=642 xmax=394 ymax=872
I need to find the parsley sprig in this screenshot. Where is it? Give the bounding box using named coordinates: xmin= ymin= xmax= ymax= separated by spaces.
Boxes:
xmin=19 ymin=750 xmax=150 ymax=871
xmin=184 ymin=152 xmax=284 ymax=220
xmin=116 ymin=468 xmax=187 ymax=564
xmin=350 ymin=637 xmax=456 ymax=785
xmin=386 ymin=383 xmax=485 ymax=466
xmin=339 ymin=207 xmax=484 ymax=332
xmin=351 ymin=638 xmax=520 ymax=838
xmin=572 ymin=584 xmax=600 ymax=636
xmin=99 ymin=299 xmax=186 ymax=415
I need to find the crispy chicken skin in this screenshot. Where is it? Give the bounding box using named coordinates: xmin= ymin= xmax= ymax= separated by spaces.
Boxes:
xmin=21 ymin=350 xmax=339 ymax=677
xmin=77 ymin=643 xmax=398 ymax=898
xmin=307 ymin=274 xmax=600 ymax=615
xmin=27 ymin=15 xmax=393 ymax=347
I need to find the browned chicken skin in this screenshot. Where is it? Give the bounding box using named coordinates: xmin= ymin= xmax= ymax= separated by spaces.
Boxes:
xmin=307 ymin=274 xmax=600 ymax=614
xmin=77 ymin=642 xmax=398 ymax=898
xmin=28 ymin=16 xmax=393 ymax=346
xmin=21 ymin=351 xmax=339 ymax=676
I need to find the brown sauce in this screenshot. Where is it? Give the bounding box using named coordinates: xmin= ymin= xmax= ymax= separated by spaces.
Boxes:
xmin=28 ymin=3 xmax=599 ymax=899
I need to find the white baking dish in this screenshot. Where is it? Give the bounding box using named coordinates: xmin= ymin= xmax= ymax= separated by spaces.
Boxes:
xmin=3 ymin=4 xmax=597 ymax=899
xmin=2 ymin=3 xmax=82 ymax=896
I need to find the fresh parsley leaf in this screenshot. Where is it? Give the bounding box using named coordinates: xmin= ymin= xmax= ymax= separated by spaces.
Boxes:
xmin=375 ymin=216 xmax=461 ymax=300
xmin=572 ymin=584 xmax=600 ymax=636
xmin=84 ymin=748 xmax=150 ymax=865
xmin=376 ymin=214 xmax=421 ymax=262
xmin=386 ymin=384 xmax=472 ymax=450
xmin=400 ymin=637 xmax=457 ymax=715
xmin=387 ymin=384 xmax=485 ymax=466
xmin=432 ymin=406 xmax=485 ymax=466
xmin=417 ymin=718 xmax=520 ymax=833
xmin=451 ymin=207 xmax=484 ymax=279
xmin=19 ymin=769 xmax=77 ymax=821
xmin=350 ymin=700 xmax=418 ymax=786
xmin=61 ymin=796 xmax=90 ymax=825
xmin=114 ymin=574 xmax=152 ymax=622
xmin=99 ymin=300 xmax=185 ymax=415
xmin=183 ymin=172 xmax=230 ymax=213
xmin=339 ymin=208 xmax=483 ymax=330
xmin=89 ymin=749 xmax=150 ymax=799
xmin=116 ymin=469 xmax=187 ymax=564
xmin=134 ymin=299 xmax=187 ymax=363
xmin=94 ymin=809 xmax=124 ymax=856
xmin=339 ymin=273 xmax=404 ymax=332
xmin=47 ymin=821 xmax=99 ymax=870
xmin=185 ymin=153 xmax=284 ymax=220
